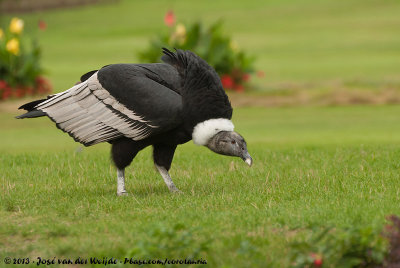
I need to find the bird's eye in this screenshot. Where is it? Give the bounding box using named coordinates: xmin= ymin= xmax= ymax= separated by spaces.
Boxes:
xmin=241 ymin=147 xmax=244 ymax=150
xmin=231 ymin=140 xmax=236 ymax=145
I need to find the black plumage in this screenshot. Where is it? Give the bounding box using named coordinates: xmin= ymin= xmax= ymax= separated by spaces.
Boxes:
xmin=161 ymin=48 xmax=232 ymax=128
xmin=17 ymin=49 xmax=251 ymax=195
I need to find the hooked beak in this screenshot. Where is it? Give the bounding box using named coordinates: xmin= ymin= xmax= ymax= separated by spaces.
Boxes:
xmin=242 ymin=151 xmax=253 ymax=167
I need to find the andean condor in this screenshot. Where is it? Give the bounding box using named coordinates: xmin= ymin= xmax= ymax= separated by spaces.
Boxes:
xmin=16 ymin=48 xmax=253 ymax=195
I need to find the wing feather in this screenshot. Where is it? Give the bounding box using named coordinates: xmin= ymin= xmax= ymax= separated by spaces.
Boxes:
xmin=35 ymin=72 xmax=162 ymax=146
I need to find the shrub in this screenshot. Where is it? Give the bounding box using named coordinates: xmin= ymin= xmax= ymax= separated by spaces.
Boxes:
xmin=138 ymin=10 xmax=255 ymax=92
xmin=123 ymin=223 xmax=211 ymax=267
xmin=0 ymin=17 xmax=51 ymax=101
xmin=290 ymin=226 xmax=387 ymax=267
xmin=382 ymin=215 xmax=400 ymax=267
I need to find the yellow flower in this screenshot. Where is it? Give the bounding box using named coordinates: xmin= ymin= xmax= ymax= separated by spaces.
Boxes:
xmin=9 ymin=17 xmax=24 ymax=35
xmin=170 ymin=23 xmax=187 ymax=45
xmin=6 ymin=38 xmax=20 ymax=55
xmin=230 ymin=41 xmax=239 ymax=52
xmin=175 ymin=23 xmax=186 ymax=37
xmin=0 ymin=28 xmax=4 ymax=40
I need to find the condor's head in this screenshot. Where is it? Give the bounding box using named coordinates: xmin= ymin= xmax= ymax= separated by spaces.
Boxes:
xmin=192 ymin=119 xmax=253 ymax=166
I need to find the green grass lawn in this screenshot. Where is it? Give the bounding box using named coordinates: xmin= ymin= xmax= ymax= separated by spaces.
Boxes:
xmin=1 ymin=105 xmax=400 ymax=267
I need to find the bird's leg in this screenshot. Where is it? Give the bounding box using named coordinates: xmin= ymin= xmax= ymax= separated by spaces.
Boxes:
xmin=117 ymin=168 xmax=128 ymax=196
xmin=153 ymin=144 xmax=181 ymax=193
xmin=112 ymin=139 xmax=141 ymax=196
xmin=155 ymin=164 xmax=181 ymax=193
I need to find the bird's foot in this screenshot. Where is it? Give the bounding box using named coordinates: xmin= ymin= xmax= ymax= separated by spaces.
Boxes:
xmin=169 ymin=186 xmax=183 ymax=194
xmin=117 ymin=190 xmax=128 ymax=196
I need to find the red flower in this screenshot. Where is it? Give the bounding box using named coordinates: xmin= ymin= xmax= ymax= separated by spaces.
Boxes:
xmin=242 ymin=73 xmax=250 ymax=82
xmin=26 ymin=86 xmax=33 ymax=95
xmin=0 ymin=80 xmax=8 ymax=89
xmin=257 ymin=70 xmax=265 ymax=78
xmin=36 ymin=77 xmax=44 ymax=85
xmin=164 ymin=10 xmax=175 ymax=27
xmin=15 ymin=88 xmax=26 ymax=98
xmin=221 ymin=74 xmax=234 ymax=89
xmin=36 ymin=76 xmax=52 ymax=94
xmin=2 ymin=87 xmax=12 ymax=100
xmin=310 ymin=253 xmax=323 ymax=267
xmin=233 ymin=84 xmax=244 ymax=93
xmin=313 ymin=258 xmax=323 ymax=267
xmin=38 ymin=20 xmax=47 ymax=31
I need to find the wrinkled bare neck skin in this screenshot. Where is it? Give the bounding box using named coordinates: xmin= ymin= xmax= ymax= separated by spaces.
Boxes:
xmin=207 ymin=131 xmax=240 ymax=156
xmin=207 ymin=130 xmax=251 ymax=160
xmin=206 ymin=131 xmax=253 ymax=166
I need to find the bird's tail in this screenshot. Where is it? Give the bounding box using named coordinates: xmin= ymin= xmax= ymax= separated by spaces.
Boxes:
xmin=15 ymin=98 xmax=50 ymax=119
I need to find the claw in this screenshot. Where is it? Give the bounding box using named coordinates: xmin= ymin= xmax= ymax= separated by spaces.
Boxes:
xmin=170 ymin=187 xmax=183 ymax=194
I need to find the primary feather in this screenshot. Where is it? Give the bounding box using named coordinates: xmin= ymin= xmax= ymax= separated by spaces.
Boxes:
xmin=19 ymin=63 xmax=183 ymax=146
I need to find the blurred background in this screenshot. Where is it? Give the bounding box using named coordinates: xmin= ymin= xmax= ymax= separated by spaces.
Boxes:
xmin=1 ymin=0 xmax=399 ymax=108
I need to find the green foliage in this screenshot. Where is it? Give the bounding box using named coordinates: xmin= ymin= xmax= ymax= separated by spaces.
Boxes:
xmin=138 ymin=17 xmax=255 ymax=91
xmin=290 ymin=227 xmax=387 ymax=267
xmin=125 ymin=223 xmax=211 ymax=267
xmin=0 ymin=18 xmax=44 ymax=87
xmin=0 ymin=18 xmax=51 ymax=100
xmin=382 ymin=215 xmax=400 ymax=266
xmin=0 ymin=41 xmax=43 ymax=87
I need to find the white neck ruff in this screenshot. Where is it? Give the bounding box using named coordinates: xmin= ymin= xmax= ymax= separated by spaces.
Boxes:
xmin=192 ymin=118 xmax=234 ymax=145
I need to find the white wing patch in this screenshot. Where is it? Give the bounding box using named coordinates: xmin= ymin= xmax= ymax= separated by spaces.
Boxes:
xmin=35 ymin=72 xmax=157 ymax=146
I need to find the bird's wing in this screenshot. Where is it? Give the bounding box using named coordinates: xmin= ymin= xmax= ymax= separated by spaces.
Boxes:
xmin=35 ymin=64 xmax=182 ymax=146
